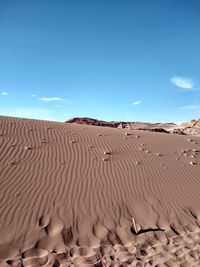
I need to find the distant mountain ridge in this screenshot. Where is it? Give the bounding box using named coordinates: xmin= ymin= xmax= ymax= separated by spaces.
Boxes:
xmin=66 ymin=117 xmax=200 ymax=136
xmin=66 ymin=117 xmax=176 ymax=132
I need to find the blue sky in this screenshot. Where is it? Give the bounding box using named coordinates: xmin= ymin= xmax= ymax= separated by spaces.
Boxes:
xmin=0 ymin=0 xmax=200 ymax=123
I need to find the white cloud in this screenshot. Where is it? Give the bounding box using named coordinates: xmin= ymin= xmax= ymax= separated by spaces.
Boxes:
xmin=132 ymin=100 xmax=142 ymax=106
xmin=40 ymin=97 xmax=65 ymax=102
xmin=31 ymin=94 xmax=37 ymax=97
xmin=180 ymin=104 xmax=200 ymax=110
xmin=1 ymin=92 xmax=8 ymax=95
xmin=170 ymin=76 xmax=194 ymax=89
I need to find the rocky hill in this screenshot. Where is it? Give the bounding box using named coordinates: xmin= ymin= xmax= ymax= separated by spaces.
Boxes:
xmin=66 ymin=117 xmax=200 ymax=136
xmin=66 ymin=117 xmax=176 ymax=132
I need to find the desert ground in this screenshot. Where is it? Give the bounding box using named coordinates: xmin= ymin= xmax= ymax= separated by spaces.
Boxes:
xmin=1 ymin=116 xmax=200 ymax=266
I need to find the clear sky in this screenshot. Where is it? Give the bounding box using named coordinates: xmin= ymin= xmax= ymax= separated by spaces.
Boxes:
xmin=0 ymin=0 xmax=200 ymax=123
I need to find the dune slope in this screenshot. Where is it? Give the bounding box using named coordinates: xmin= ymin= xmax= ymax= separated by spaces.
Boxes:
xmin=0 ymin=116 xmax=200 ymax=266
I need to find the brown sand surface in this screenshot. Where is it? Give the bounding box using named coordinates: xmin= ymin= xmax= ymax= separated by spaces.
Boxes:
xmin=1 ymin=116 xmax=200 ymax=266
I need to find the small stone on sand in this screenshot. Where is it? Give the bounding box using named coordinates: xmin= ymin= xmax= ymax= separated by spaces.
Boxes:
xmin=8 ymin=161 xmax=15 ymax=166
xmin=156 ymin=153 xmax=162 ymax=156
xmin=24 ymin=146 xmax=31 ymax=150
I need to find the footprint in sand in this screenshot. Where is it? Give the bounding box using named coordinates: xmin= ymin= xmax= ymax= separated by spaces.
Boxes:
xmin=39 ymin=214 xmax=51 ymax=228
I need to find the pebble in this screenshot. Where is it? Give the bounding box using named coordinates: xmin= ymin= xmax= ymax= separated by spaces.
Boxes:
xmin=24 ymin=146 xmax=31 ymax=150
xmin=8 ymin=161 xmax=15 ymax=166
xmin=138 ymin=147 xmax=144 ymax=151
xmin=104 ymin=151 xmax=111 ymax=155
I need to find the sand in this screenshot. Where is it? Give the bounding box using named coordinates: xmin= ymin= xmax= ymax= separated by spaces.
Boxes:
xmin=0 ymin=116 xmax=200 ymax=266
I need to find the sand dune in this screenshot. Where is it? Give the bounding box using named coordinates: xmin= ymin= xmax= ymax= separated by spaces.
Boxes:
xmin=1 ymin=116 xmax=200 ymax=266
